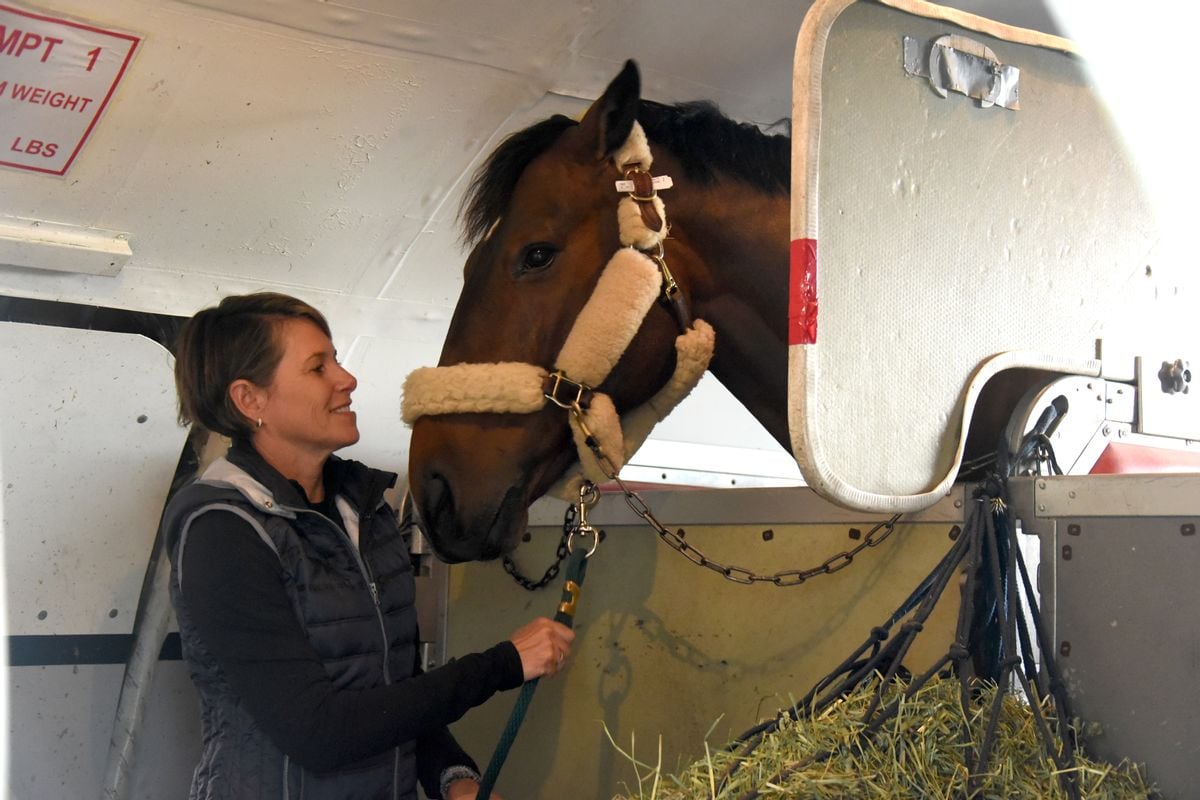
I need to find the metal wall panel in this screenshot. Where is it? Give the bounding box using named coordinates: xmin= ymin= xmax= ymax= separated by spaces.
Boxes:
xmin=1014 ymin=475 xmax=1200 ymax=799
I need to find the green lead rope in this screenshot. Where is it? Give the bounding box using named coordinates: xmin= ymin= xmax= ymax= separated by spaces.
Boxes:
xmin=475 ymin=546 xmax=590 ymax=799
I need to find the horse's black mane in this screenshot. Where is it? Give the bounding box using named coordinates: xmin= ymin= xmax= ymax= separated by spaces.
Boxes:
xmin=461 ymin=100 xmax=790 ymax=245
xmin=638 ymin=100 xmax=791 ymax=195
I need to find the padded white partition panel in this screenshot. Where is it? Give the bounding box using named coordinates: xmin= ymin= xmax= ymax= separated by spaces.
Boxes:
xmin=0 ymin=323 xmax=197 ymax=798
xmin=789 ymin=0 xmax=1166 ymax=511
xmin=0 ymin=324 xmax=184 ymax=632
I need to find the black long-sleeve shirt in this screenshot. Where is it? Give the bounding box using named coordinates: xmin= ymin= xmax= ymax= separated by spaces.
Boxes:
xmin=179 ymin=508 xmax=524 ymax=786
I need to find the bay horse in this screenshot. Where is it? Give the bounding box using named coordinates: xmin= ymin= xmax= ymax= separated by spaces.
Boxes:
xmin=405 ymin=60 xmax=1023 ymax=563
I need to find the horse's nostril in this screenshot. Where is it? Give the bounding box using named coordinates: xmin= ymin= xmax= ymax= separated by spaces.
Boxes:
xmin=485 ymin=485 xmax=526 ymax=556
xmin=413 ymin=463 xmax=530 ymax=562
xmin=421 ymin=473 xmax=452 ymax=525
xmin=417 ymin=473 xmax=476 ymax=563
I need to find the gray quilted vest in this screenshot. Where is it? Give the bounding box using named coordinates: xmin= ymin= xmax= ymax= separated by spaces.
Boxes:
xmin=165 ymin=450 xmax=418 ymax=800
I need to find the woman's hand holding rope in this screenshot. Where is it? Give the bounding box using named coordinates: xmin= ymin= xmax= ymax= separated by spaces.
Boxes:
xmin=508 ymin=617 xmax=575 ymax=681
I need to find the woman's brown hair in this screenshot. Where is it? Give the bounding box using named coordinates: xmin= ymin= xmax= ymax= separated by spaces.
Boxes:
xmin=173 ymin=292 xmax=331 ymax=439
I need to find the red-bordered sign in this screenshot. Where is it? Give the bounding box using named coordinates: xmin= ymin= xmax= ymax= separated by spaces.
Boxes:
xmin=0 ymin=4 xmax=140 ymax=176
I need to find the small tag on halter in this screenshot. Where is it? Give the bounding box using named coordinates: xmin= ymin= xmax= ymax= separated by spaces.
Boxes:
xmin=614 ymin=175 xmax=673 ymax=194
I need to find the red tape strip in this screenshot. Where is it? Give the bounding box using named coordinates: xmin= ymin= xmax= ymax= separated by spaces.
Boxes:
xmin=789 ymin=238 xmax=818 ymax=345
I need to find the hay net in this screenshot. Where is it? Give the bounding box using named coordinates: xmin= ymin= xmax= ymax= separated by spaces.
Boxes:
xmin=613 ymin=434 xmax=1154 ymax=799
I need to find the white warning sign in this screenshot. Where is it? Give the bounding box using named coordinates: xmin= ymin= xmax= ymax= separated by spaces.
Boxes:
xmin=0 ymin=4 xmax=140 ymax=176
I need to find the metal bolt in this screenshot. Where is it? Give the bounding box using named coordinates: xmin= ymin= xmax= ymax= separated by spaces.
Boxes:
xmin=1068 ymin=524 xmax=1081 ymax=536
xmin=761 ymin=529 xmax=775 ymax=542
xmin=1062 ymin=545 xmax=1072 ymax=560
xmin=1038 ymin=481 xmax=1047 ymax=490
xmin=1102 ymin=426 xmax=1112 ymax=437
xmin=848 ymin=527 xmax=862 ymax=540
xmin=953 ymin=498 xmax=963 ymax=509
xmin=1183 ymin=524 xmax=1196 ymax=537
xmin=1068 ymin=491 xmax=1076 ymax=499
xmin=948 ymin=525 xmax=962 ymax=541
xmin=1038 ymin=504 xmax=1046 ymax=512
xmin=1060 ymin=641 xmax=1071 ymax=657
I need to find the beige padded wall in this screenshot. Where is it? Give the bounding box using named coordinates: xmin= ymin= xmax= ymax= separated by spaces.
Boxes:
xmin=443 ymin=514 xmax=963 ymax=798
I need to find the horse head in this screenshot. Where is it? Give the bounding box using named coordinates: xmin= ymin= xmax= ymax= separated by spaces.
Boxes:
xmin=406 ymin=61 xmax=705 ymax=562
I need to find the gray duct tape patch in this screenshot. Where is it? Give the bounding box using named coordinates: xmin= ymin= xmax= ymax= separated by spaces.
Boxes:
xmin=903 ymin=34 xmax=1021 ymax=110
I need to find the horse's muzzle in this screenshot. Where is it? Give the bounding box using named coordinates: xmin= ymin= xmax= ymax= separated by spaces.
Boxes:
xmin=415 ymin=472 xmax=523 ymax=563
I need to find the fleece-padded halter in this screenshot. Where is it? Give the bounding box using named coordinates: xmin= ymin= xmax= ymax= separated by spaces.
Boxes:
xmin=402 ymin=122 xmax=715 ymax=498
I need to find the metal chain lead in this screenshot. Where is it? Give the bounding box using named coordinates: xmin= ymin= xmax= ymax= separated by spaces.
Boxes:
xmin=570 ymin=404 xmax=902 ymax=586
xmin=501 ymin=504 xmax=578 ymax=591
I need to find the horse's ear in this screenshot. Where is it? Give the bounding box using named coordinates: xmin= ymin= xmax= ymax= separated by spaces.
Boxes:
xmin=577 ymin=60 xmax=641 ymax=162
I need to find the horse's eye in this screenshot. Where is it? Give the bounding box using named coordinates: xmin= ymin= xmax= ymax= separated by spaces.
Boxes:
xmin=518 ymin=244 xmax=557 ymax=274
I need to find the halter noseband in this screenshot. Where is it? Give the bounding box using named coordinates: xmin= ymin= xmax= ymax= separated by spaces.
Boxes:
xmin=402 ymin=122 xmax=715 ymax=498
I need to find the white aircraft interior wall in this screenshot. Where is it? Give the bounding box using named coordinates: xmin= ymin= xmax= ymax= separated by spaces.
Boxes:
xmin=0 ymin=323 xmax=198 ymax=798
xmin=0 ymin=0 xmax=809 ymax=488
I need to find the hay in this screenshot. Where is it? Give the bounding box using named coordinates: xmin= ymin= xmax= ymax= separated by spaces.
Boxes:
xmin=609 ymin=674 xmax=1153 ymax=799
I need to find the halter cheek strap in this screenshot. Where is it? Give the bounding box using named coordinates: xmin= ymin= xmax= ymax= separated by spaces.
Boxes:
xmin=402 ymin=122 xmax=715 ymax=498
xmin=613 ymin=123 xmax=691 ymax=333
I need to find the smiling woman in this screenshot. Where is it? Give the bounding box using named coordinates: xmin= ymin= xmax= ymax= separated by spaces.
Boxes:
xmin=227 ymin=315 xmax=363 ymax=497
xmin=161 ymin=292 xmax=577 ymax=800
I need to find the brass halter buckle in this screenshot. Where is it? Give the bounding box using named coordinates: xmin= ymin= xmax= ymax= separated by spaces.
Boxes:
xmin=620 ymin=167 xmax=668 ymax=235
xmin=543 ymin=370 xmax=593 ymax=410
xmin=622 ymin=166 xmax=658 ymax=201
xmin=616 ymin=165 xmax=674 ymax=201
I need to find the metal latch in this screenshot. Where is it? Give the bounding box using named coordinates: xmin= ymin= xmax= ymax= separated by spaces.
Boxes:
xmin=903 ymin=34 xmax=1021 ymax=110
xmin=1158 ymin=358 xmax=1191 ymax=395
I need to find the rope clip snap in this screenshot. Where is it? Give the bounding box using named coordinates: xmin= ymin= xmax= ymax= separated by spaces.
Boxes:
xmin=567 ymin=481 xmax=602 ymax=558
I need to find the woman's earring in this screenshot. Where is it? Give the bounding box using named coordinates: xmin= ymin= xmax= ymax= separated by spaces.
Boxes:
xmin=256 ymin=418 xmax=263 ymax=429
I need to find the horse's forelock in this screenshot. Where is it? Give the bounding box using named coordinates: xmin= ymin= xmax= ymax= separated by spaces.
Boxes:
xmin=460 ymin=114 xmax=578 ymax=246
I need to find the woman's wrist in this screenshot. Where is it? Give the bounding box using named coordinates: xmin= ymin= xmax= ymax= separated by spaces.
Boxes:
xmin=439 ymin=765 xmax=481 ymax=799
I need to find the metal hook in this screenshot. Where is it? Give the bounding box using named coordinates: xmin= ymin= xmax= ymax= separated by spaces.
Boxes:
xmin=568 ymin=481 xmax=601 ymax=557
xmin=646 ymin=242 xmax=679 ymax=299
